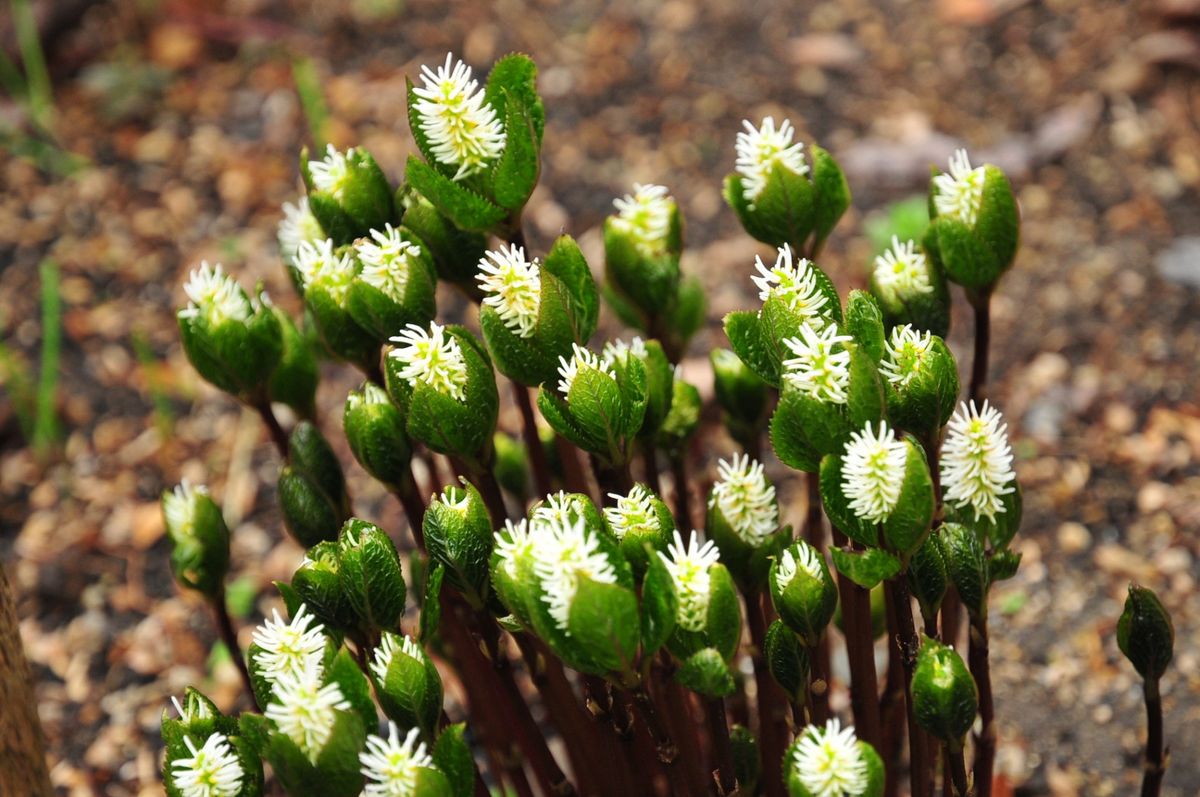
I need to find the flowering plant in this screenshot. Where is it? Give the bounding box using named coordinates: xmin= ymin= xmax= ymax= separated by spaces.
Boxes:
xmin=161 ymin=51 xmax=1174 ymax=797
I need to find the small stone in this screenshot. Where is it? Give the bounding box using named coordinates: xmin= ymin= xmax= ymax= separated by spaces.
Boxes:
xmin=1056 ymin=522 xmax=1091 ymax=554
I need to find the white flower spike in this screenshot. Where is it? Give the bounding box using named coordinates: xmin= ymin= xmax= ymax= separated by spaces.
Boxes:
xmin=170 ymin=733 xmax=244 ymax=797
xmin=251 ymin=603 xmax=327 ymax=684
xmin=710 ymin=454 xmax=779 ymax=546
xmin=412 ymin=53 xmax=506 ymax=181
xmin=556 ymin=343 xmax=616 ymax=396
xmin=370 ymin=633 xmax=427 ymax=683
xmin=477 ymin=244 xmax=542 ymax=338
xmin=735 ymin=116 xmax=809 ymax=204
xmin=940 ymin=400 xmax=1016 ymax=521
xmin=294 ymin=238 xmax=357 ymax=300
xmin=781 ymin=323 xmax=853 ymax=404
xmin=751 ymin=244 xmax=829 ymax=322
xmin=873 ymin=237 xmax=933 ymax=298
xmin=932 ymin=148 xmax=985 ymax=226
xmin=842 ymin=421 xmax=908 ymax=524
xmin=389 ymin=322 xmax=469 ymax=401
xmin=356 ymin=225 xmax=422 ymax=302
xmin=791 ymin=718 xmax=871 ymax=797
xmin=531 ymin=514 xmax=618 ymax=632
xmin=604 ymin=484 xmax=660 ymax=541
xmin=264 ymin=671 xmax=351 ymax=764
xmin=494 ymin=518 xmax=534 ymax=580
xmin=659 ymin=530 xmax=721 ymax=632
xmin=161 ymin=480 xmax=209 ymax=537
xmin=610 ymin=183 xmax=673 ymax=257
xmin=601 ymin=336 xmax=648 ymax=369
xmin=776 ymin=543 xmax=824 ymax=590
xmin=880 ymin=325 xmax=933 ymax=388
xmin=278 ymin=197 xmax=325 ymax=265
xmin=180 ymin=263 xmax=252 ymax=326
xmin=170 ymin=693 xmax=213 ymax=724
xmin=308 ymin=144 xmax=356 ymax=201
xmin=360 ymin=722 xmax=435 ymax=797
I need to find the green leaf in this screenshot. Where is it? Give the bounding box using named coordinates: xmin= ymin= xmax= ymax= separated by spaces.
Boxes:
xmin=769 ymin=386 xmax=850 ymax=473
xmin=750 ymin=162 xmax=816 ymax=250
xmin=975 ymin=165 xmax=1020 ymax=275
xmin=404 ymin=157 xmax=506 ymax=232
xmin=567 ymin=577 xmax=640 ymax=676
xmin=491 ymin=89 xmax=540 ymax=210
xmin=988 ymin=549 xmax=1022 ymax=583
xmin=706 ymin=564 xmax=742 ymax=661
xmin=724 ymin=311 xmax=780 ymax=388
xmin=912 ymin=638 xmax=978 ymax=745
xmin=818 ymin=454 xmax=877 ymax=548
xmin=907 ymin=532 xmax=948 ymax=626
xmin=420 ymin=563 xmax=445 ymax=643
xmin=483 ymin=53 xmax=544 ymax=144
xmin=939 ymin=523 xmax=988 ymax=619
xmin=844 ymin=290 xmax=885 ymax=362
xmin=845 ymin=342 xmax=886 ymax=429
xmin=542 ymin=235 xmax=599 ymax=342
xmin=640 ymin=550 xmax=678 ymax=657
xmin=338 ymin=519 xmax=407 ymax=635
xmin=830 ymin=548 xmax=901 ymax=589
xmin=881 ymin=439 xmax=935 ymax=558
xmin=1117 ymin=583 xmax=1175 ymax=682
xmin=433 ymin=724 xmax=476 ymax=797
xmin=674 ymin=647 xmax=736 ymax=697
xmin=764 ymin=620 xmax=809 ymax=702
xmin=810 ymin=145 xmax=852 ymax=253
xmin=925 ymin=216 xmax=1000 ymax=292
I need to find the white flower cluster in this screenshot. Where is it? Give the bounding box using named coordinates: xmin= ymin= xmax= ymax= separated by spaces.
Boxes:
xmin=603 ymin=484 xmax=660 ymax=541
xmin=412 ymin=54 xmax=506 ymax=181
xmin=735 ymin=116 xmax=808 ymax=204
xmin=251 ymin=603 xmax=326 ymax=683
xmin=610 ymin=183 xmax=673 ymax=257
xmin=873 ymin=236 xmax=933 ymax=298
xmin=370 ymin=632 xmax=428 ymax=682
xmin=775 ymin=542 xmax=824 ymax=590
xmin=940 ymin=400 xmax=1016 ymax=521
xmin=932 ymin=148 xmax=985 ymax=226
xmin=532 ymin=514 xmax=618 ymax=631
xmin=658 ymin=530 xmax=721 ymax=632
xmin=356 ymin=224 xmax=422 ymax=302
xmin=161 ymin=480 xmax=209 ymax=538
xmin=308 ymin=144 xmax=356 ymax=200
xmin=477 ymin=244 xmax=542 ymax=338
xmin=295 ymin=238 xmax=357 ymax=300
xmin=278 ymin=197 xmax=324 ymax=265
xmin=389 ymin=322 xmax=469 ymax=401
xmin=557 ymin=343 xmax=616 ymax=396
xmin=791 ymin=719 xmax=871 ymax=797
xmin=170 ymin=733 xmax=245 ymax=797
xmin=781 ymin=323 xmax=852 ymax=404
xmin=180 ymin=262 xmax=252 ymax=326
xmin=751 ymin=244 xmax=829 ymax=322
xmin=710 ymin=454 xmax=779 ymax=546
xmin=879 ymin=325 xmax=933 ymax=388
xmin=360 ymin=722 xmax=435 ymax=797
xmin=841 ymin=421 xmax=908 ymax=524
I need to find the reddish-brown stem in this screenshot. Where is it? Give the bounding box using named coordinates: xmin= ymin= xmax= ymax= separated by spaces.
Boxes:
xmin=946 ymin=743 xmax=970 ymax=797
xmin=393 ymin=468 xmax=427 ymax=549
xmin=670 ymin=452 xmax=693 ymax=532
xmin=1141 ymin=678 xmax=1166 ymax=797
xmin=968 ymin=289 xmax=992 ymax=405
xmin=887 ymin=576 xmax=932 ymax=797
xmin=804 ymin=473 xmax=833 ymax=724
xmin=706 ymin=697 xmax=738 ymax=796
xmin=881 ymin=586 xmax=907 ymax=797
xmin=511 ymin=380 xmax=554 ymax=497
xmin=212 ymin=593 xmax=258 ymax=711
xmin=252 ymin=397 xmax=289 ymax=458
xmin=555 ymin=434 xmax=594 ymax=502
xmin=641 ymin=439 xmax=663 ymax=494
xmin=970 ymin=614 xmax=995 ymax=797
xmin=830 ymin=528 xmax=880 ymax=749
xmin=746 ymin=591 xmax=788 ymax=797
xmin=631 ymin=685 xmax=691 ymax=797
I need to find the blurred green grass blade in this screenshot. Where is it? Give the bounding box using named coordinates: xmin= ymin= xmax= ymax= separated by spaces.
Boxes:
xmin=132 ymin=330 xmax=175 ymax=438
xmin=0 ymin=337 xmax=36 ymax=439
xmin=12 ymin=0 xmax=53 ymax=127
xmin=33 ymin=260 xmax=61 ymax=458
xmin=291 ymin=57 xmax=329 ymax=150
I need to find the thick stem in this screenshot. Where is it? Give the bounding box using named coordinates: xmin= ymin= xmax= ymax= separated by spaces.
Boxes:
xmin=946 ymin=743 xmax=971 ymax=797
xmin=592 ymin=455 xmax=634 ymax=497
xmin=706 ymin=697 xmax=738 ymax=796
xmin=881 ymin=587 xmax=907 ymax=797
xmin=252 ymin=397 xmax=289 ymax=457
xmin=511 ymin=380 xmax=554 ymax=497
xmin=631 ymin=685 xmax=691 ymax=796
xmin=460 ymin=460 xmax=509 ymax=526
xmin=969 ymin=614 xmax=995 ymax=797
xmin=658 ymin=652 xmax=710 ymax=795
xmin=212 ymin=594 xmax=257 ymax=710
xmin=804 ymin=474 xmax=832 ymax=724
xmin=1142 ymin=678 xmax=1166 ymax=797
xmin=0 ymin=563 xmax=54 ymax=797
xmin=746 ymin=591 xmax=788 ymax=797
xmin=555 ymin=434 xmax=594 ymax=502
xmin=670 ymin=452 xmax=693 ymax=533
xmin=830 ymin=529 xmax=880 ymax=748
xmin=641 ymin=439 xmax=663 ymax=494
xmin=968 ymin=289 xmax=992 ymax=405
xmin=393 ymin=468 xmax=427 ymax=549
xmin=887 ymin=576 xmax=932 ymax=797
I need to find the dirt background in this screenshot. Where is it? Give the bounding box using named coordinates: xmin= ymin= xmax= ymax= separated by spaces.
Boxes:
xmin=1 ymin=0 xmax=1199 ymax=795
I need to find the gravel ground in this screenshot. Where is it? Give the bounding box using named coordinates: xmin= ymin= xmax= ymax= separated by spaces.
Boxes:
xmin=2 ymin=0 xmax=1199 ymax=794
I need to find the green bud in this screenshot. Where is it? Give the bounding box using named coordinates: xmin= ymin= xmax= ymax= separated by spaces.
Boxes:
xmin=343 ymin=382 xmax=412 ymax=488
xmin=178 ymin=265 xmax=283 ymax=401
xmin=610 ymin=338 xmax=672 ymax=439
xmin=346 ymin=226 xmax=438 ymax=344
xmin=924 ymin=154 xmax=1019 ymax=293
xmin=161 ymin=688 xmax=263 ymax=797
xmin=939 ymin=522 xmax=988 ymax=620
xmin=912 ymin=637 xmax=978 ymax=747
xmin=711 ymin=348 xmax=769 ymax=448
xmin=161 ymin=482 xmax=230 ymax=599
xmin=267 ymin=307 xmax=320 ymax=420
xmin=301 ymin=144 xmax=395 ymax=244
xmin=724 ymin=137 xmax=850 ymax=256
xmin=769 ymin=541 xmax=838 ymax=646
xmin=1117 ymin=583 xmax=1174 ymax=682
xmin=297 ymin=240 xmax=381 ymax=372
xmin=291 ymin=541 xmax=355 ymax=634
xmin=764 ymin=620 xmax=810 ymax=703
xmin=492 ymin=432 xmax=529 ymax=501
xmin=338 ymin=519 xmax=407 ymax=637
xmin=907 ymin=531 xmax=949 ymax=629
xmin=369 ymin=632 xmax=443 ymax=735
xmin=656 ymin=377 xmax=701 ymax=455
xmin=674 ymin=646 xmax=736 ymax=698
xmin=278 ymin=422 xmax=350 ymax=548
xmin=602 ymin=483 xmax=674 ymax=580
xmin=843 ymin=290 xmax=886 ymax=363
xmin=731 ymin=725 xmax=761 ymax=797
xmin=603 ymin=184 xmax=683 ymax=330
xmin=881 ymin=328 xmax=959 ymax=437
xmin=867 ymin=237 xmax=951 ymax=338
xmin=398 ymin=193 xmax=489 ymax=297
xmin=423 ymin=482 xmax=494 ymax=606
